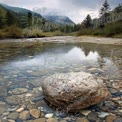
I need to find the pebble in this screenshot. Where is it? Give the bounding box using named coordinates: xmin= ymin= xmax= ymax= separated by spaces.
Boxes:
xmin=8 ymin=120 xmax=15 ymax=122
xmin=19 ymin=111 xmax=30 ymax=120
xmin=6 ymin=95 xmax=21 ymax=105
xmin=98 ymin=112 xmax=109 ymax=118
xmin=106 ymin=115 xmax=116 ymax=122
xmin=114 ymin=118 xmax=122 ymax=122
xmin=29 ymin=109 xmax=40 ymax=118
xmin=76 ymin=117 xmax=89 ymax=122
xmin=0 ymin=119 xmax=9 ymax=122
xmin=0 ymin=87 xmax=7 ymax=97
xmin=45 ymin=113 xmax=54 ymax=118
xmin=80 ymin=110 xmax=91 ymax=116
xmin=46 ymin=118 xmax=57 ymax=122
xmin=34 ymin=118 xmax=46 ymax=122
xmin=87 ymin=112 xmax=98 ymax=122
xmin=119 ymin=110 xmax=122 ymax=113
xmin=12 ymin=88 xmax=28 ymax=95
xmin=7 ymin=112 xmax=19 ymax=120
xmin=16 ymin=108 xmax=24 ymax=113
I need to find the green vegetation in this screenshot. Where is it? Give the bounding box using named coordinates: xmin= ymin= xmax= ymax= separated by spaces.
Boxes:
xmin=0 ymin=1 xmax=122 ymax=39
xmin=77 ymin=21 xmax=122 ymax=38
xmin=77 ymin=1 xmax=122 ymax=38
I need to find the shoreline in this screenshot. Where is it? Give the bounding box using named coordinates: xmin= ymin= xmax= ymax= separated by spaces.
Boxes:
xmin=0 ymin=36 xmax=122 ymax=45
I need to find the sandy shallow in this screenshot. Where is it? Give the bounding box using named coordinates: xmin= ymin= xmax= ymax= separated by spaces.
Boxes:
xmin=0 ymin=36 xmax=122 ymax=45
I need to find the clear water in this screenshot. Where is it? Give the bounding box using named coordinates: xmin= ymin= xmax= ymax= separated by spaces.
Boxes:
xmin=0 ymin=41 xmax=122 ymax=87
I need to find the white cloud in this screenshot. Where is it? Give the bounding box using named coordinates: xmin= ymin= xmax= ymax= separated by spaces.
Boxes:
xmin=0 ymin=0 xmax=121 ymax=23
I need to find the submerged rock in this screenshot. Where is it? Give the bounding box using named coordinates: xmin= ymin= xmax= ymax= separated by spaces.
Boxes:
xmin=42 ymin=72 xmax=110 ymax=112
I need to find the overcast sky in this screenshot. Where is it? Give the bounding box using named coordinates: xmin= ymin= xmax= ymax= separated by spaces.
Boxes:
xmin=0 ymin=0 xmax=121 ymax=23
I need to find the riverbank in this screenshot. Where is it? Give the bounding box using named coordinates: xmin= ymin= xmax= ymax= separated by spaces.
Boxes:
xmin=1 ymin=36 xmax=121 ymax=45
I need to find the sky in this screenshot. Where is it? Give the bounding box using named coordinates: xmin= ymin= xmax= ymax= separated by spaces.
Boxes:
xmin=0 ymin=0 xmax=121 ymax=23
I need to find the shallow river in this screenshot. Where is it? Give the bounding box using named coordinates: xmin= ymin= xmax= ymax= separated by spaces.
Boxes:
xmin=0 ymin=38 xmax=122 ymax=121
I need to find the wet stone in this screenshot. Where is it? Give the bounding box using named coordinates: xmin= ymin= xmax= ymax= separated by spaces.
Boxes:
xmin=46 ymin=118 xmax=57 ymax=122
xmin=114 ymin=118 xmax=122 ymax=122
xmin=98 ymin=112 xmax=109 ymax=118
xmin=19 ymin=111 xmax=30 ymax=120
xmin=33 ymin=118 xmax=46 ymax=122
xmin=0 ymin=87 xmax=7 ymax=97
xmin=0 ymin=119 xmax=9 ymax=122
xmin=106 ymin=115 xmax=116 ymax=122
xmin=12 ymin=88 xmax=28 ymax=95
xmin=8 ymin=119 xmax=15 ymax=122
xmin=16 ymin=108 xmax=24 ymax=113
xmin=76 ymin=117 xmax=89 ymax=122
xmin=45 ymin=113 xmax=53 ymax=118
xmin=0 ymin=102 xmax=8 ymax=114
xmin=29 ymin=109 xmax=40 ymax=118
xmin=7 ymin=112 xmax=19 ymax=120
xmin=87 ymin=112 xmax=98 ymax=122
xmin=6 ymin=95 xmax=21 ymax=105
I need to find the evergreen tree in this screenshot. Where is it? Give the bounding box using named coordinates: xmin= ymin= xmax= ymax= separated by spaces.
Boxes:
xmin=99 ymin=0 xmax=110 ymax=16
xmin=83 ymin=14 xmax=92 ymax=28
xmin=6 ymin=10 xmax=15 ymax=26
xmin=27 ymin=11 xmax=32 ymax=27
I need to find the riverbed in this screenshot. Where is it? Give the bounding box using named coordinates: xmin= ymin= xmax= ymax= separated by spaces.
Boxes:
xmin=0 ymin=36 xmax=122 ymax=122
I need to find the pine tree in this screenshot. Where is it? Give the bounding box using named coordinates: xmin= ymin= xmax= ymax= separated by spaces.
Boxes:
xmin=6 ymin=10 xmax=15 ymax=26
xmin=99 ymin=0 xmax=110 ymax=16
xmin=83 ymin=14 xmax=92 ymax=28
xmin=27 ymin=11 xmax=32 ymax=27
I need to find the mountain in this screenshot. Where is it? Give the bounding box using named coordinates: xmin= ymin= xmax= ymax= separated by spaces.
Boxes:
xmin=33 ymin=7 xmax=75 ymax=26
xmin=44 ymin=15 xmax=75 ymax=26
xmin=0 ymin=3 xmax=58 ymax=31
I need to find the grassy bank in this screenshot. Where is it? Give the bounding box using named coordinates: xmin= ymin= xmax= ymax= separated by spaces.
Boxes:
xmin=77 ymin=21 xmax=122 ymax=38
xmin=0 ymin=26 xmax=68 ymax=39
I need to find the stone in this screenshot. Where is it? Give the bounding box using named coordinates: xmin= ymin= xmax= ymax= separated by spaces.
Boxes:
xmin=16 ymin=108 xmax=24 ymax=113
xmin=23 ymin=120 xmax=34 ymax=122
xmin=87 ymin=112 xmax=98 ymax=122
xmin=0 ymin=102 xmax=7 ymax=114
xmin=29 ymin=109 xmax=40 ymax=118
xmin=45 ymin=113 xmax=53 ymax=118
xmin=12 ymin=88 xmax=28 ymax=95
xmin=106 ymin=115 xmax=116 ymax=122
xmin=46 ymin=118 xmax=57 ymax=122
xmin=34 ymin=118 xmax=46 ymax=122
xmin=98 ymin=112 xmax=109 ymax=118
xmin=0 ymin=87 xmax=7 ymax=97
xmin=42 ymin=72 xmax=110 ymax=112
xmin=8 ymin=120 xmax=15 ymax=122
xmin=19 ymin=111 xmax=30 ymax=120
xmin=6 ymin=95 xmax=21 ymax=105
xmin=76 ymin=117 xmax=89 ymax=122
xmin=0 ymin=119 xmax=9 ymax=122
xmin=114 ymin=118 xmax=122 ymax=122
xmin=80 ymin=110 xmax=91 ymax=116
xmin=7 ymin=112 xmax=19 ymax=120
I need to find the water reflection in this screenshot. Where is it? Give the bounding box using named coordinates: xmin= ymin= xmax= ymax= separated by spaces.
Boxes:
xmin=0 ymin=41 xmax=122 ymax=81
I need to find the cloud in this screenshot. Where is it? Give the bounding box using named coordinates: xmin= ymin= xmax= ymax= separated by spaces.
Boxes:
xmin=0 ymin=0 xmax=121 ymax=23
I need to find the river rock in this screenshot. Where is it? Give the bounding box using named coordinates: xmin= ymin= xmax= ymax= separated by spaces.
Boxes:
xmin=34 ymin=118 xmax=46 ymax=122
xmin=76 ymin=117 xmax=89 ymax=122
xmin=6 ymin=95 xmax=21 ymax=105
xmin=7 ymin=112 xmax=19 ymax=120
xmin=46 ymin=118 xmax=57 ymax=122
xmin=0 ymin=102 xmax=7 ymax=114
xmin=0 ymin=87 xmax=7 ymax=97
xmin=12 ymin=88 xmax=28 ymax=95
xmin=19 ymin=111 xmax=30 ymax=120
xmin=42 ymin=72 xmax=110 ymax=112
xmin=29 ymin=109 xmax=40 ymax=118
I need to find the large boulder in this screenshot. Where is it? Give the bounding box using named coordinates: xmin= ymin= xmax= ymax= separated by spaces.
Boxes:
xmin=42 ymin=72 xmax=110 ymax=112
